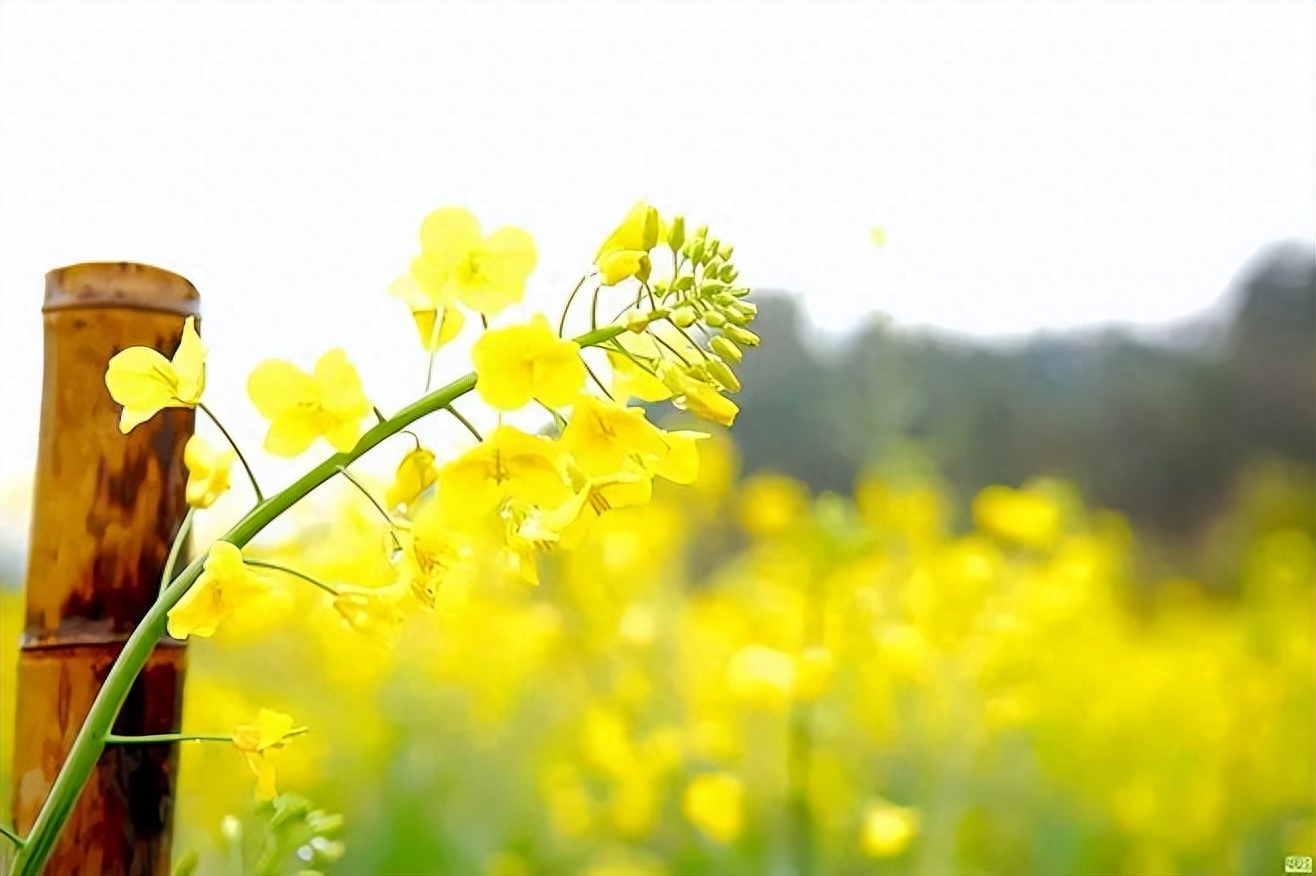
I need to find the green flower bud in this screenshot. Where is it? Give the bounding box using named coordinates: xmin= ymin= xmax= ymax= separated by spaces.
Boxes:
xmin=624 ymin=308 xmax=653 ymax=332
xmin=705 ymin=311 xmax=726 ymax=328
xmin=686 ymin=238 xmax=706 ymax=265
xmin=718 ymin=242 xmax=734 ymax=260
xmin=719 ymin=264 xmax=738 ymax=282
xmin=694 ymin=224 xmax=709 ymax=240
xmin=723 ymin=325 xmax=760 ymax=347
xmin=707 ymin=359 xmax=741 ymax=393
xmin=710 ymin=336 xmax=742 ymax=363
xmin=733 ymin=300 xmax=758 ymax=318
xmin=671 ymin=306 xmax=698 ymax=328
xmin=667 ymin=215 xmax=686 ymax=252
xmin=673 ymin=275 xmax=695 ymax=292
xmin=706 ymin=238 xmax=720 ymax=260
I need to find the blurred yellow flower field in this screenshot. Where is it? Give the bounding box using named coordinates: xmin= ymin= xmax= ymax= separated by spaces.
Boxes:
xmin=7 ymin=435 xmax=1290 ymax=874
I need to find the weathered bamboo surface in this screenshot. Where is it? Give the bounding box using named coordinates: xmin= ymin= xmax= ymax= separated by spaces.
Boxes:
xmin=12 ymin=263 xmax=197 ymax=874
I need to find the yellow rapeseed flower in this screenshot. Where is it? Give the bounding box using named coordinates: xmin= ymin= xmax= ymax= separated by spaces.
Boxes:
xmin=973 ymin=484 xmax=1062 ymax=551
xmin=438 ymin=426 xmax=572 ymax=521
xmin=386 ymin=447 xmax=439 ymax=514
xmin=596 ymin=202 xmax=661 ymax=286
xmin=182 ymin=435 xmax=234 ymax=509
xmin=682 ymin=772 xmax=744 ymax=844
xmin=332 ymin=582 xmax=408 ymax=644
xmin=105 ymin=315 xmax=206 ymax=433
xmin=472 ymin=314 xmax=586 ymax=411
xmin=538 ymin=469 xmax=653 ymax=549
xmin=410 ymin=206 xmax=538 ymax=317
xmin=231 ymin=708 xmax=306 ymax=801
xmin=561 ymin=395 xmax=669 ymax=478
xmin=860 ymin=799 xmax=920 ymax=858
xmin=167 ymin=541 xmax=267 ymax=639
xmin=397 ymin=500 xmax=470 ymax=607
xmin=247 ymin=349 xmax=372 ymax=457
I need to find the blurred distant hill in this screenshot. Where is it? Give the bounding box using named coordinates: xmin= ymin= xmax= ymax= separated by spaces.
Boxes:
xmin=733 ymin=241 xmax=1316 ymax=551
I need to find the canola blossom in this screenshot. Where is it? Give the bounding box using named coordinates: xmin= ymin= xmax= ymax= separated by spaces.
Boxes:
xmin=8 ymin=201 xmax=765 ymax=876
xmin=104 ymin=315 xmax=206 ymax=432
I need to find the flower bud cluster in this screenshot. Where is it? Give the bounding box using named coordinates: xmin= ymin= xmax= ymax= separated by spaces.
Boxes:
xmin=605 ymin=206 xmax=760 ymax=427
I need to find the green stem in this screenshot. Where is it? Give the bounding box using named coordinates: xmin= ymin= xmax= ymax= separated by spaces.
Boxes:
xmin=104 ymin=733 xmax=232 ymax=745
xmin=244 ymin=559 xmax=339 ymax=597
xmin=198 ymin=402 xmax=265 ymax=503
xmin=556 ymin=274 xmax=591 ymax=337
xmin=9 ymin=322 xmax=626 ymax=876
xmin=0 ymin=825 xmax=22 ymax=849
xmin=159 ymin=508 xmax=194 ymax=595
xmin=444 ymin=405 xmax=483 ymax=442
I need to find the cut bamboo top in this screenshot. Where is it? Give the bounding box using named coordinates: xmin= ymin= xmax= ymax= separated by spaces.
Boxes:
xmin=45 ymin=262 xmax=200 ymax=315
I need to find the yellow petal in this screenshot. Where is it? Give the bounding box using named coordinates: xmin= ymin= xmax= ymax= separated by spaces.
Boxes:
xmin=170 ymin=316 xmax=207 ymax=404
xmin=313 ymin=349 xmax=371 ymax=420
xmin=650 ymin=430 xmax=708 ymax=485
xmin=105 ymin=347 xmax=179 ymax=433
xmin=183 ymin=434 xmax=234 ymax=509
xmin=166 ymin=578 xmax=226 ymax=638
xmin=420 ymin=207 xmax=482 ymax=256
xmin=254 ymin=708 xmax=297 ymax=750
xmin=264 ymin=410 xmax=324 ymax=458
xmin=247 ymin=359 xmax=316 ymax=420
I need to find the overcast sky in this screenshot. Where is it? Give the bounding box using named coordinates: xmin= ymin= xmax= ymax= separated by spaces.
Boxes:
xmin=0 ymin=1 xmax=1312 ymax=508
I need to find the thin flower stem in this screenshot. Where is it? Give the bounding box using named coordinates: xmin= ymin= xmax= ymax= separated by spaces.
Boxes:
xmin=10 ymin=321 xmax=627 ymax=876
xmin=425 ymin=349 xmax=438 ymax=394
xmin=244 ymin=559 xmax=339 ymax=597
xmin=661 ymin=318 xmax=713 ymax=362
xmin=444 ymin=405 xmax=483 ymax=442
xmin=583 ymin=360 xmax=616 ymax=401
xmin=590 ymin=284 xmax=603 ymax=331
xmin=104 ymin=733 xmax=232 ymax=745
xmin=557 ymin=274 xmax=591 ymax=337
xmin=332 ymin=467 xmax=404 ymax=549
xmin=159 ymin=509 xmax=194 ymax=596
xmin=0 ymin=825 xmax=22 ymax=849
xmin=536 ymin=400 xmax=568 ymax=430
xmin=197 ymin=403 xmax=265 ymax=503
xmin=653 ymin=333 xmax=696 ymax=366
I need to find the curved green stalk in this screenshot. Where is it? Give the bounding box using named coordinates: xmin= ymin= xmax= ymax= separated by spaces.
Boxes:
xmin=10 ymin=323 xmax=626 ymax=875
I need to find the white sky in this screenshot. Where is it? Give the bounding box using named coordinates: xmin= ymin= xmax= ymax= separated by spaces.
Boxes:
xmin=0 ymin=1 xmax=1312 ymax=514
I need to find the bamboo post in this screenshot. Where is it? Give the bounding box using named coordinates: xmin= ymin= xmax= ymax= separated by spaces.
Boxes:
xmin=11 ymin=263 xmax=197 ymax=874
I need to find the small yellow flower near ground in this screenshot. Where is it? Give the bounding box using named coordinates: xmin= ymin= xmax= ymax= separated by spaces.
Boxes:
xmin=794 ymin=647 xmax=836 ymax=702
xmin=726 ymin=644 xmax=797 ymax=709
xmin=410 ymin=206 xmax=538 ymax=317
xmin=231 ymin=708 xmax=306 ymax=801
xmin=167 ymin=541 xmax=267 ymax=639
xmin=860 ymin=799 xmax=920 ymax=858
xmin=389 ymin=273 xmax=466 ymax=352
xmin=738 ymin=473 xmax=811 ymax=537
xmin=561 ymin=395 xmax=669 ymax=478
xmin=973 ymin=484 xmax=1062 ymax=551
xmin=683 ymin=772 xmax=744 ymax=844
xmin=438 ymin=426 xmax=572 ymax=521
xmin=105 ymin=315 xmax=206 ymax=433
xmin=247 ymin=349 xmax=372 ymax=457
xmin=596 ymin=201 xmax=661 ymax=286
xmin=182 ymin=435 xmax=235 ymax=509
xmin=472 ymin=314 xmax=586 ymax=410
